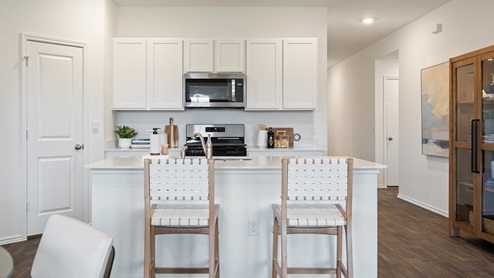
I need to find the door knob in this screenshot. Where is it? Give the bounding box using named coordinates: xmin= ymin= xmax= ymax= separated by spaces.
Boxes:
xmin=75 ymin=144 xmax=84 ymax=150
xmin=388 ymin=137 xmax=393 ymax=141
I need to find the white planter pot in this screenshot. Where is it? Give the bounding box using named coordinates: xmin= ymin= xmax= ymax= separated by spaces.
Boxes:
xmin=118 ymin=138 xmax=132 ymax=149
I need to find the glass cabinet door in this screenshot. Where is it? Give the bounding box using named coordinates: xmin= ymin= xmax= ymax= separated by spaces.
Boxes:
xmin=456 ymin=148 xmax=474 ymax=225
xmin=455 ymin=63 xmax=475 ymax=142
xmin=453 ymin=60 xmax=476 ymax=229
xmin=481 ymin=52 xmax=494 ymax=236
xmin=482 ymin=150 xmax=494 ymax=234
xmin=482 ymin=56 xmax=494 ymax=141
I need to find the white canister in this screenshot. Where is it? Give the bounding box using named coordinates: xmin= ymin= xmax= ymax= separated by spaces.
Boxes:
xmin=257 ymin=130 xmax=268 ymax=148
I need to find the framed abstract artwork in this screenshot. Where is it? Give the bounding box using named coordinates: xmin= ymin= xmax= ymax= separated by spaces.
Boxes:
xmin=421 ymin=62 xmax=449 ymax=157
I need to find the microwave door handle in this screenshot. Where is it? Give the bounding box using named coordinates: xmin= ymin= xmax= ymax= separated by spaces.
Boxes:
xmin=231 ymin=79 xmax=236 ymax=102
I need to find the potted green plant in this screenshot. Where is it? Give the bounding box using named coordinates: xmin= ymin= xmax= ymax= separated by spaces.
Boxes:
xmin=115 ymin=125 xmax=138 ymax=148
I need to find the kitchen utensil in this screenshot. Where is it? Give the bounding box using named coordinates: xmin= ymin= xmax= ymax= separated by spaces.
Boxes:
xmin=164 ymin=117 xmax=179 ymax=148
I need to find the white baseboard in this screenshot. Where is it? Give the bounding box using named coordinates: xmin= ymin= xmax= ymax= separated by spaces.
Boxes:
xmin=397 ymin=193 xmax=449 ymax=218
xmin=0 ymin=234 xmax=25 ymax=245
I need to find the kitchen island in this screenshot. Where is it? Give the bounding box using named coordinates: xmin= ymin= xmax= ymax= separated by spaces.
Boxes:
xmin=85 ymin=156 xmax=385 ymax=278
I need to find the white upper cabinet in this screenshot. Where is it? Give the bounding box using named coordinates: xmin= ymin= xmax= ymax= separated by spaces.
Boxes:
xmin=184 ymin=39 xmax=214 ymax=72
xmin=184 ymin=39 xmax=245 ymax=73
xmin=113 ymin=38 xmax=184 ymax=110
xmin=147 ymin=39 xmax=184 ymax=110
xmin=215 ymin=40 xmax=245 ymax=73
xmin=282 ymin=38 xmax=317 ymax=110
xmin=246 ymin=39 xmax=283 ymax=110
xmin=246 ymin=38 xmax=317 ymax=110
xmin=113 ymin=38 xmax=147 ymax=109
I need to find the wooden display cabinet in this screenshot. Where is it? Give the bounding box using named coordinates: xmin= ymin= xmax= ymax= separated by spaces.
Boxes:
xmin=450 ymin=45 xmax=494 ymax=243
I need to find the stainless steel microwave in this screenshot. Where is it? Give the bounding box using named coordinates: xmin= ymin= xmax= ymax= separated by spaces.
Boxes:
xmin=184 ymin=73 xmax=245 ymax=108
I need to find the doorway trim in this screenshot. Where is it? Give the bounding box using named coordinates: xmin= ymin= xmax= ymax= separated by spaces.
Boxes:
xmin=20 ymin=33 xmax=88 ymax=238
xmin=382 ymin=76 xmax=399 ymax=188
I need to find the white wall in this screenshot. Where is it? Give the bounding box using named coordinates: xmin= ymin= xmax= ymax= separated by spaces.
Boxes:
xmin=112 ymin=7 xmax=328 ymax=148
xmin=0 ymin=0 xmax=114 ymax=244
xmin=328 ymin=0 xmax=494 ymax=215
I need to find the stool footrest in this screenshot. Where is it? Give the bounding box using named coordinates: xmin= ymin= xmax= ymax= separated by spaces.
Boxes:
xmin=288 ymin=267 xmax=337 ymax=274
xmin=155 ymin=267 xmax=209 ymax=274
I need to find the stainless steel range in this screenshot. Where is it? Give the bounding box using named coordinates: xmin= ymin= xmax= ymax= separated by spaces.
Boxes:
xmin=184 ymin=124 xmax=247 ymax=157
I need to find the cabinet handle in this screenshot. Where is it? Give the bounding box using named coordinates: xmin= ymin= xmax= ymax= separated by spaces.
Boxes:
xmin=471 ymin=119 xmax=479 ymax=173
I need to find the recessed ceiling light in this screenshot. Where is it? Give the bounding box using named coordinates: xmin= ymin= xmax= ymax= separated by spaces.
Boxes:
xmin=362 ymin=18 xmax=374 ymax=24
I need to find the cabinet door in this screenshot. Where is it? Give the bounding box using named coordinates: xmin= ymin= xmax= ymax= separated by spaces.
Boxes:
xmin=147 ymin=39 xmax=184 ymax=110
xmin=113 ymin=39 xmax=147 ymax=109
xmin=451 ymin=57 xmax=477 ymax=235
xmin=215 ymin=40 xmax=245 ymax=73
xmin=480 ymin=51 xmax=494 ymax=240
xmin=282 ymin=38 xmax=317 ymax=110
xmin=184 ymin=39 xmax=213 ymax=72
xmin=245 ymin=39 xmax=283 ymax=110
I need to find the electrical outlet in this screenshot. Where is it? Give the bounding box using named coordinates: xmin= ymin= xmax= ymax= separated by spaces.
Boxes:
xmin=146 ymin=129 xmax=163 ymax=135
xmin=248 ymin=219 xmax=259 ymax=236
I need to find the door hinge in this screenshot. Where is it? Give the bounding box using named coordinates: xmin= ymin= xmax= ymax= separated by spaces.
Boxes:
xmin=26 ymin=130 xmax=29 ymax=140
xmin=24 ymin=56 xmax=29 ymax=67
xmin=26 ymin=201 xmax=30 ymax=212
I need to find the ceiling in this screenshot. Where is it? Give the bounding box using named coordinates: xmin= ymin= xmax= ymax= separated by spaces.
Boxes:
xmin=113 ymin=0 xmax=451 ymax=67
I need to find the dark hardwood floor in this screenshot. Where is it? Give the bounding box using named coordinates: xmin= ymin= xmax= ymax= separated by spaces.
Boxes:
xmin=378 ymin=187 xmax=494 ymax=277
xmin=2 ymin=187 xmax=494 ymax=277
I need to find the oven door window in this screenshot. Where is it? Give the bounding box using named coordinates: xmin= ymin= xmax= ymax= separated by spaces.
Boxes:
xmin=186 ymin=79 xmax=232 ymax=103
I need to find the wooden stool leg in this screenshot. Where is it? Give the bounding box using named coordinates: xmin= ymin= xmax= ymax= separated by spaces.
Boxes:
xmin=144 ymin=225 xmax=150 ymax=278
xmin=215 ymin=220 xmax=220 ymax=278
xmin=281 ymin=222 xmax=287 ymax=278
xmin=337 ymin=226 xmax=342 ymax=278
xmin=150 ymin=227 xmax=156 ymax=278
xmin=272 ymin=217 xmax=279 ymax=278
xmin=345 ymin=223 xmax=353 ymax=278
xmin=209 ymin=224 xmax=215 ymax=278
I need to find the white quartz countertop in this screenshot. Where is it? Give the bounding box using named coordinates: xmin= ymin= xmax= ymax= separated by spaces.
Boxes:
xmin=84 ymin=156 xmax=386 ymax=171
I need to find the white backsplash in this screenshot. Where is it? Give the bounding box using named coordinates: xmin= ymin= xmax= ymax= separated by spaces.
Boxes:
xmin=114 ymin=110 xmax=320 ymax=148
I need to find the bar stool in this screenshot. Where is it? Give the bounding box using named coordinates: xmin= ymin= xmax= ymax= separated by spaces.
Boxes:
xmin=144 ymin=158 xmax=219 ymax=278
xmin=272 ymin=157 xmax=353 ymax=278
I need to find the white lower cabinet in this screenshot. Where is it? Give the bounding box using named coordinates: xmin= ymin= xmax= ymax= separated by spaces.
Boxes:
xmin=113 ymin=38 xmax=184 ymax=110
xmin=246 ymin=38 xmax=318 ymax=111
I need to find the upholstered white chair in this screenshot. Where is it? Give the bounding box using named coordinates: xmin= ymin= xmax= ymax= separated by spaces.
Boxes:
xmin=144 ymin=158 xmax=219 ymax=278
xmin=31 ymin=214 xmax=114 ymax=278
xmin=272 ymin=157 xmax=354 ymax=278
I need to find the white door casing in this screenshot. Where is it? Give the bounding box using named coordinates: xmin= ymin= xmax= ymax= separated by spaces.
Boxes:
xmin=384 ymin=77 xmax=399 ymax=187
xmin=23 ymin=36 xmax=85 ymax=235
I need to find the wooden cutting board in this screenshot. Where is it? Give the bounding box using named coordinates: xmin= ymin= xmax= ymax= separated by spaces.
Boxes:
xmin=164 ymin=125 xmax=178 ymax=148
xmin=272 ymin=127 xmax=294 ymax=147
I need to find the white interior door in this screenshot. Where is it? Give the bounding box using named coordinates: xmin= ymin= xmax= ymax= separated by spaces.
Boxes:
xmin=26 ymin=39 xmax=84 ymax=235
xmin=384 ymin=77 xmax=399 ymax=186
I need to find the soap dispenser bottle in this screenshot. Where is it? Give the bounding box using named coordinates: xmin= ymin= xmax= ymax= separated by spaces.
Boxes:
xmin=150 ymin=128 xmax=161 ymax=155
